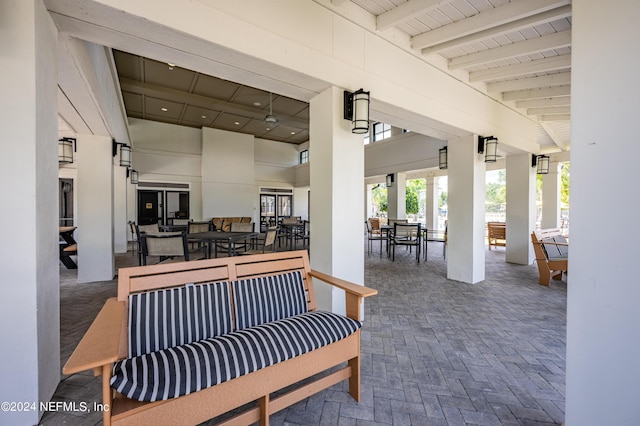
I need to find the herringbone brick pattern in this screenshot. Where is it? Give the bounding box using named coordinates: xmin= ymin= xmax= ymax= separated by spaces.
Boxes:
xmin=43 ymin=240 xmax=566 ymax=425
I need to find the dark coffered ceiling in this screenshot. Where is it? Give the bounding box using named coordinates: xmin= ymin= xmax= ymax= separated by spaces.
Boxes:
xmin=113 ymin=50 xmax=310 ymax=144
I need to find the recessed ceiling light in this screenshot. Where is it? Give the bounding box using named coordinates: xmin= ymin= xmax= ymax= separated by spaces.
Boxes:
xmin=161 ymin=107 xmax=168 ymax=112
xmin=234 ymin=121 xmax=240 ymax=125
xmin=168 ymin=63 xmax=176 ymax=67
xmin=201 ymin=115 xmax=207 ymax=119
xmin=253 ymin=102 xmax=261 ymax=106
xmin=266 ymin=127 xmax=271 ymax=131
xmin=291 ymin=131 xmax=296 ymax=135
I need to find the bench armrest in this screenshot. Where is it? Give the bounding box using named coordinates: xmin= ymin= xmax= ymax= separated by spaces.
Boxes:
xmin=532 ymin=241 xmax=569 ymax=247
xmin=309 ymin=270 xmax=378 ymax=321
xmin=63 ymin=297 xmax=126 ymax=375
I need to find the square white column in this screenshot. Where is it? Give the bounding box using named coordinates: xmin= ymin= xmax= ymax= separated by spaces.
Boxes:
xmin=540 ymin=161 xmax=561 ymax=230
xmin=77 ymin=135 xmax=115 ymax=282
xmin=425 ymin=176 xmax=438 ymax=233
xmin=309 ymin=86 xmax=365 ymax=315
xmin=0 ymin=1 xmax=59 ymax=423
xmin=387 ymin=172 xmax=407 ymax=219
xmin=567 ymin=1 xmax=640 ymax=423
xmin=447 ymin=135 xmax=485 ymax=283
xmin=505 ymin=154 xmax=536 ymax=265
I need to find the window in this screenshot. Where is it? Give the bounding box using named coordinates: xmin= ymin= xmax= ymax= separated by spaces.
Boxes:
xmin=299 ymin=149 xmax=309 ymax=164
xmin=373 ymin=122 xmax=391 ymax=142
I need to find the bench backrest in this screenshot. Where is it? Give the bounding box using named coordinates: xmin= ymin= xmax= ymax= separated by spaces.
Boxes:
xmin=117 ymin=251 xmax=317 ymax=357
xmin=532 ymin=229 xmax=568 ymax=260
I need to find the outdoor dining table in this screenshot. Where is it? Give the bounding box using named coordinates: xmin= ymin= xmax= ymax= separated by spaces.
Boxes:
xmin=188 ymin=231 xmax=258 ymax=258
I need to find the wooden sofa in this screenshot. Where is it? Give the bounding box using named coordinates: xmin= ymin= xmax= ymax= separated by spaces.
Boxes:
xmin=62 ymin=250 xmax=377 ymax=425
xmin=211 ymin=217 xmax=252 ymax=232
xmin=487 ymin=222 xmax=506 ymax=250
xmin=531 ymin=228 xmax=568 ymax=286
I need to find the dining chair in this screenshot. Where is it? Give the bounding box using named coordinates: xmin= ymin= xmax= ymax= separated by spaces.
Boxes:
xmin=366 ymin=218 xmax=384 ymax=257
xmin=134 ymin=223 xmax=160 ymax=265
xmin=389 ymin=222 xmax=422 ymax=262
xmin=241 ymin=226 xmax=278 ymax=255
xmin=139 ymin=231 xmax=189 ymax=265
xmin=293 ymin=220 xmax=310 ymax=250
xmin=187 ymin=221 xmax=212 ymax=257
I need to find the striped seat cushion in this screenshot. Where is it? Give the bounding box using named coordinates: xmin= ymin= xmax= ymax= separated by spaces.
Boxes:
xmin=233 ymin=271 xmax=308 ymax=330
xmin=111 ymin=311 xmax=361 ymax=402
xmin=128 ymin=281 xmax=232 ymax=358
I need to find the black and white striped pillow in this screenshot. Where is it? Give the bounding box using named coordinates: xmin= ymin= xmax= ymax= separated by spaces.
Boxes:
xmin=111 ymin=310 xmax=361 ymax=401
xmin=128 ymin=281 xmax=232 ymax=358
xmin=233 ymin=271 xmax=307 ymax=330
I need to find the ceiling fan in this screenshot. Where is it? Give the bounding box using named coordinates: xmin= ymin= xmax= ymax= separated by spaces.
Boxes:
xmin=265 ymin=92 xmax=277 ymax=126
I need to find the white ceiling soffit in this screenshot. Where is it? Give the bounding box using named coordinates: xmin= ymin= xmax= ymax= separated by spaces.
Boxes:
xmin=347 ymin=0 xmax=572 ymax=151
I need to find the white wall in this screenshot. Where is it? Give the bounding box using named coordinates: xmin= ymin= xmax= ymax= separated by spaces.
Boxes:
xmin=365 ymin=132 xmax=443 ymax=177
xmin=566 ymin=1 xmax=640 ymax=424
xmin=202 ymin=128 xmax=256 ymax=219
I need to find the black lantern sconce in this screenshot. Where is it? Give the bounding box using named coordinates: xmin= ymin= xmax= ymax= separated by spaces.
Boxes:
xmin=129 ymin=169 xmax=139 ymax=184
xmin=343 ymin=88 xmax=370 ymax=134
xmin=439 ymin=146 xmax=448 ymax=170
xmin=478 ymin=135 xmax=498 ymax=163
xmin=58 ymin=137 xmax=75 ymax=164
xmin=386 ymin=173 xmax=394 ymax=187
xmin=112 ymin=139 xmax=132 ymax=167
xmin=532 ymin=154 xmax=550 ymax=174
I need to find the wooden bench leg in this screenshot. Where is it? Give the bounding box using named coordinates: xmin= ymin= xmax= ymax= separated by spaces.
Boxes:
xmin=102 ymin=364 xmax=113 ymax=426
xmin=348 ymin=355 xmax=360 ymax=402
xmin=259 ymin=394 xmax=269 ymax=426
xmin=536 ymin=260 xmax=551 ymax=286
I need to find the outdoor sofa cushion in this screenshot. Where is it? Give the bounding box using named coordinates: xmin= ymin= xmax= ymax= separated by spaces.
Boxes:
xmin=110 ymin=310 xmax=361 ymax=401
xmin=128 ymin=281 xmax=232 ymax=358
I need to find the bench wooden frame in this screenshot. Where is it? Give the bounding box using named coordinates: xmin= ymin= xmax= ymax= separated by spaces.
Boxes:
xmin=487 ymin=222 xmax=506 ymax=250
xmin=63 ymin=250 xmax=377 ymax=426
xmin=531 ymin=228 xmax=568 ymax=286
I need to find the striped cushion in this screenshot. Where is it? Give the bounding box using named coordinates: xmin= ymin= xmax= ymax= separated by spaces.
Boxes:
xmin=233 ymin=271 xmax=308 ymax=330
xmin=111 ymin=311 xmax=361 ymax=402
xmin=128 ymin=282 xmax=232 ymax=358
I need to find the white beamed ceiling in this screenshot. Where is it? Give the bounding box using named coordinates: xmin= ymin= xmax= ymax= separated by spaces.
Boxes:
xmin=348 ymin=0 xmax=572 ymax=151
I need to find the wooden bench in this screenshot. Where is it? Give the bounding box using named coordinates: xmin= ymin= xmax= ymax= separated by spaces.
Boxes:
xmin=531 ymin=228 xmax=568 ymax=286
xmin=487 ymin=222 xmax=506 ymax=250
xmin=62 ymin=250 xmax=377 ymax=425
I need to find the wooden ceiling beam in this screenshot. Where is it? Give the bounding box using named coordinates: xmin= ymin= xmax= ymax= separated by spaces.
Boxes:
xmin=502 ymin=85 xmax=571 ymax=101
xmin=377 ymin=0 xmax=455 ymax=31
xmin=412 ymin=0 xmax=570 ymax=50
xmin=449 ymin=30 xmax=571 ymax=70
xmin=487 ymin=72 xmax=571 ymax=92
xmin=516 ymin=96 xmax=571 ymax=108
xmin=420 ymin=5 xmax=572 ymax=55
xmin=469 ymin=54 xmax=571 ymax=83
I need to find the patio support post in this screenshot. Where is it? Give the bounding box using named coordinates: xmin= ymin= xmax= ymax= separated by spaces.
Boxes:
xmin=505 ymin=153 xmax=536 ymax=265
xmin=541 ymin=161 xmax=562 ymax=230
xmin=0 ymin=2 xmax=60 ymax=424
xmin=309 ymin=86 xmax=365 ymax=316
xmin=425 ymin=175 xmax=439 ymax=235
xmin=447 ymin=135 xmax=485 ymax=283
xmin=387 ymin=172 xmax=407 ymax=220
xmin=76 ymin=135 xmax=116 ymax=282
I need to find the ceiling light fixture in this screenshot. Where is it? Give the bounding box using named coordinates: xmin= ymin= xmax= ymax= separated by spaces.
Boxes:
xmin=161 ymin=107 xmax=168 ymax=112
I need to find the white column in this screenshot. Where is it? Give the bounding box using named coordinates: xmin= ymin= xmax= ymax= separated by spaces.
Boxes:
xmin=567 ymin=1 xmax=640 ymax=424
xmin=0 ymin=1 xmax=59 ymax=424
xmin=540 ymin=161 xmax=561 ymax=230
xmin=113 ymin=164 xmax=128 ymax=253
xmin=77 ymin=135 xmax=115 ymax=283
xmin=447 ymin=135 xmax=485 ymax=283
xmin=505 ymin=154 xmax=536 ymax=265
xmin=425 ymin=176 xmax=438 ymax=233
xmin=387 ymin=172 xmax=407 ymax=220
xmin=309 ymin=86 xmax=364 ymax=315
